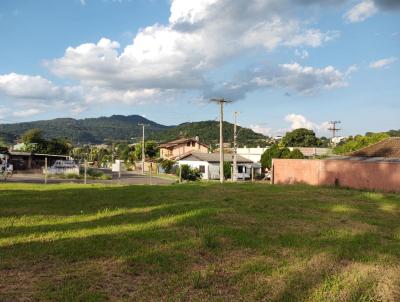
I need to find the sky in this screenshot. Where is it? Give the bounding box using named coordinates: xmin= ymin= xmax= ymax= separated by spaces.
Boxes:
xmin=0 ymin=0 xmax=399 ymax=137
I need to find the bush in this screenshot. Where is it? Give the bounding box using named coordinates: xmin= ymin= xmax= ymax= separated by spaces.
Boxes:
xmin=261 ymin=145 xmax=305 ymax=169
xmin=333 ymin=133 xmax=389 ymax=155
xmin=223 ymin=161 xmax=231 ymax=180
xmin=177 ymin=164 xmax=201 ymax=181
xmin=160 ymin=159 xmax=176 ymax=174
xmin=79 ymin=167 xmax=108 ymax=179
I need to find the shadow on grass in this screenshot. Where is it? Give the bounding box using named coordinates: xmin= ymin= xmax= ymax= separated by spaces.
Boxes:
xmin=1 ymin=183 xmax=400 ymax=301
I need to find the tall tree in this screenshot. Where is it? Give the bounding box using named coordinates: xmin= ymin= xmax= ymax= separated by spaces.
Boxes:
xmin=281 ymin=128 xmax=319 ymax=147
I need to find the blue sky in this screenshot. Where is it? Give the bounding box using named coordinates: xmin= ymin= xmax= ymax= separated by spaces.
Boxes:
xmin=0 ymin=0 xmax=399 ymax=137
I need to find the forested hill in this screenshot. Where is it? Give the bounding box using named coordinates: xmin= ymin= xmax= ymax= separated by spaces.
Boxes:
xmin=0 ymin=115 xmax=168 ymax=144
xmin=148 ymin=121 xmax=267 ymax=147
xmin=0 ymin=115 xmax=267 ymax=146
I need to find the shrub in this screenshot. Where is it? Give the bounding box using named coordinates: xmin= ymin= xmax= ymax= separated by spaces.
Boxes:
xmin=223 ymin=161 xmax=231 ymax=180
xmin=261 ymin=145 xmax=305 ymax=169
xmin=160 ymin=159 xmax=176 ymax=174
xmin=177 ymin=164 xmax=201 ymax=181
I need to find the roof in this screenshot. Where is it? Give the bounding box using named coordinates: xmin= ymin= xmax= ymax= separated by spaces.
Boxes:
xmin=349 ymin=137 xmax=400 ymax=158
xmin=178 ymin=152 xmax=253 ymax=163
xmin=327 ymin=156 xmax=400 ymax=163
xmin=10 ymin=151 xmax=69 ymax=158
xmin=159 ymin=137 xmax=208 ymax=149
xmin=288 ymin=147 xmax=332 ymax=157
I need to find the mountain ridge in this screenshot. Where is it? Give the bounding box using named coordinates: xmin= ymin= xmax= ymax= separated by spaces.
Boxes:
xmin=0 ymin=115 xmax=267 ymax=146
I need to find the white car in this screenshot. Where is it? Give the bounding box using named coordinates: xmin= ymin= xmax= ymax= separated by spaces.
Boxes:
xmin=52 ymin=160 xmax=77 ymax=168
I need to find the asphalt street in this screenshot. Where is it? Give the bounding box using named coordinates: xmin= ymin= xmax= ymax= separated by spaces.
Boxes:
xmin=1 ymin=171 xmax=176 ymax=185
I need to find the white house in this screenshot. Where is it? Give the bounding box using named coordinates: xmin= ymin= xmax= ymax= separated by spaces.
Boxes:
xmin=236 ymin=147 xmax=269 ymax=163
xmin=177 ymin=152 xmax=258 ymax=180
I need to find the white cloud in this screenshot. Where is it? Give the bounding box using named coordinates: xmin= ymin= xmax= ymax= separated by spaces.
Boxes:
xmin=210 ymin=62 xmax=350 ymax=99
xmin=369 ymin=57 xmax=398 ymax=69
xmin=295 ymin=49 xmax=309 ymax=59
xmin=285 ymin=114 xmax=330 ymax=134
xmin=344 ymin=0 xmax=378 ymax=23
xmin=0 ymin=73 xmax=61 ymax=100
xmin=249 ymin=125 xmax=272 ymax=136
xmin=45 ymin=0 xmax=340 ymax=105
xmin=12 ymin=108 xmax=42 ymax=118
xmin=2 ymin=0 xmax=351 ymax=117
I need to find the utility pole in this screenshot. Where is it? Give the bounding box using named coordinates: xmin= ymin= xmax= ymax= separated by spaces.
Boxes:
xmin=211 ymin=98 xmax=232 ymax=183
xmin=138 ymin=123 xmax=146 ymax=174
xmin=233 ymin=111 xmax=238 ymax=182
xmin=328 ymin=121 xmax=341 ymax=139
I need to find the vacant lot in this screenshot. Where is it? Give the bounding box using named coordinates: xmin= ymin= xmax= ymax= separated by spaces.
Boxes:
xmin=1 ymin=183 xmax=400 ymax=301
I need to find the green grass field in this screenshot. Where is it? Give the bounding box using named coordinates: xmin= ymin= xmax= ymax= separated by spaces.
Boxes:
xmin=1 ymin=183 xmax=400 ymax=301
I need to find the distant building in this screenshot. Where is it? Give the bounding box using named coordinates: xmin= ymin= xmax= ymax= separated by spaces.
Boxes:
xmin=288 ymin=147 xmax=332 ymax=158
xmin=12 ymin=143 xmax=37 ymax=151
xmin=177 ymin=152 xmax=259 ymax=180
xmin=159 ymin=137 xmax=208 ymax=160
xmin=236 ymin=147 xmax=269 ymax=163
xmin=3 ymin=151 xmax=70 ymax=171
xmin=331 ymin=136 xmax=347 ymax=145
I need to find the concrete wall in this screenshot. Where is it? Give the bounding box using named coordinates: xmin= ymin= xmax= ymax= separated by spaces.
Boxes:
xmin=273 ymin=159 xmax=400 ymax=192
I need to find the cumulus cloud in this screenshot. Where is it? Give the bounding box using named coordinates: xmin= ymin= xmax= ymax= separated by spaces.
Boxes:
xmin=249 ymin=114 xmax=330 ymax=137
xmin=13 ymin=108 xmax=42 ymax=118
xmin=285 ymin=114 xmax=330 ymax=133
xmin=44 ymin=0 xmax=341 ymax=104
xmin=208 ymin=62 xmax=350 ymax=100
xmin=3 ymin=0 xmax=361 ymax=117
xmin=249 ymin=125 xmax=272 ymax=136
xmin=369 ymin=57 xmax=398 ymax=69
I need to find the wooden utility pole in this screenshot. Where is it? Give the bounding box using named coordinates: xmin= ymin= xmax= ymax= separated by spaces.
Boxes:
xmin=233 ymin=111 xmax=238 ymax=182
xmin=211 ymin=98 xmax=232 ymax=183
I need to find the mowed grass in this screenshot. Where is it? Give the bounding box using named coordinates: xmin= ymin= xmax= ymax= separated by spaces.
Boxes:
xmin=1 ymin=183 xmax=400 ymax=301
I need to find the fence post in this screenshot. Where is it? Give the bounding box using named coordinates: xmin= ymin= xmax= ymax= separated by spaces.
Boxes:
xmin=149 ymin=162 xmax=152 ymax=185
xmin=44 ymin=157 xmax=48 ymax=184
xmin=179 ymin=165 xmax=182 ymax=183
xmin=118 ymin=160 xmax=121 ymax=180
xmin=271 ymin=160 xmax=274 ymax=185
xmin=84 ymin=159 xmax=87 ymax=184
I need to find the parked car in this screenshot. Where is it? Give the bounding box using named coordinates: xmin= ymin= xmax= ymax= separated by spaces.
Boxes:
xmin=52 ymin=160 xmax=77 ymax=168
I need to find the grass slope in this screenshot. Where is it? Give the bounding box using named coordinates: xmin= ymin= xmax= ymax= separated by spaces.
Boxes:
xmin=1 ymin=183 xmax=400 ymax=301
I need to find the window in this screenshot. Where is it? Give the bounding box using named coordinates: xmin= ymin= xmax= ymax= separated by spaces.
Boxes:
xmin=238 ymin=166 xmax=243 ymax=173
xmin=192 ymin=141 xmax=195 ymax=147
xmin=199 ymin=165 xmax=205 ymax=173
xmin=187 ymin=142 xmax=191 ymax=146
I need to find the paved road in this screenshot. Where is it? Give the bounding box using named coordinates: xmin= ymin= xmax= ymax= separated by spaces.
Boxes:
xmin=1 ymin=171 xmax=176 ymax=185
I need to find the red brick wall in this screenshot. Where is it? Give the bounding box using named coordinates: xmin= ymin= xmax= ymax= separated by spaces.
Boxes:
xmin=272 ymin=159 xmax=400 ymax=192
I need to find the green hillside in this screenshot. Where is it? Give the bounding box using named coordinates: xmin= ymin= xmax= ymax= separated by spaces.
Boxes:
xmin=149 ymin=121 xmax=267 ymax=147
xmin=0 ymin=115 xmax=168 ymax=144
xmin=0 ymin=115 xmax=267 ymax=146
